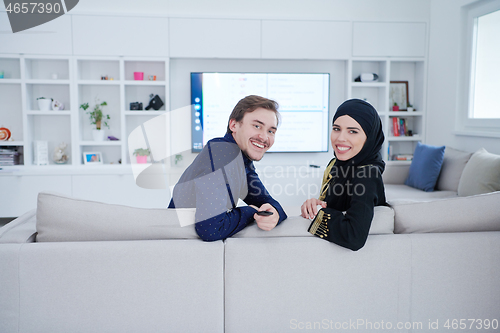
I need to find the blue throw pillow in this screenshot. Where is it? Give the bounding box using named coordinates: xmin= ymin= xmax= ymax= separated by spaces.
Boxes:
xmin=405 ymin=142 xmax=446 ymax=192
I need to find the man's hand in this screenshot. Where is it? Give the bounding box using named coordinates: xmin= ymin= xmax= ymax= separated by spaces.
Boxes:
xmin=300 ymin=198 xmax=327 ymax=219
xmin=249 ymin=203 xmax=279 ymax=231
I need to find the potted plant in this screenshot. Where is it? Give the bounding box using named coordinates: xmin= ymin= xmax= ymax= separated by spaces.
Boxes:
xmin=80 ymin=99 xmax=110 ymax=141
xmin=407 ymin=103 xmax=414 ymax=112
xmin=392 ymin=102 xmax=399 ymax=111
xmin=37 ymin=97 xmax=53 ymax=111
xmin=133 ymin=148 xmax=150 ymax=164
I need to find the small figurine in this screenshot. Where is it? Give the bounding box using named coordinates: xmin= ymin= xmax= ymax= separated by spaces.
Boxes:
xmin=52 ymin=100 xmax=64 ymax=110
xmin=53 ymin=142 xmax=69 ymax=164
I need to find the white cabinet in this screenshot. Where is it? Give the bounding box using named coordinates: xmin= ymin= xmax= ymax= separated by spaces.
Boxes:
xmin=0 ymin=175 xmax=72 ymax=217
xmin=72 ymin=16 xmax=169 ymax=57
xmin=348 ymin=59 xmax=426 ymax=161
xmin=75 ymin=57 xmax=169 ymax=166
xmin=262 ymin=20 xmax=351 ymax=59
xmin=352 ymin=22 xmax=426 ymax=57
xmin=0 ymin=13 xmax=72 ymax=55
xmin=0 ymin=55 xmax=169 ymax=168
xmin=169 ymin=18 xmax=261 ymax=58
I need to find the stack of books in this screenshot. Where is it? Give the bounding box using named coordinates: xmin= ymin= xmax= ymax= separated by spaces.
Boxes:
xmin=0 ymin=148 xmax=20 ymax=166
xmin=392 ymin=154 xmax=413 ymax=161
xmin=392 ymin=117 xmax=411 ymax=136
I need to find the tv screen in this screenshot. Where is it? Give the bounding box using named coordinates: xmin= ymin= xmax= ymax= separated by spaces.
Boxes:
xmin=191 ymin=72 xmax=330 ymax=153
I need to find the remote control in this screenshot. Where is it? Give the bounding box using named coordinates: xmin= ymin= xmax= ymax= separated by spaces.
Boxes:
xmin=256 ymin=211 xmax=273 ymax=216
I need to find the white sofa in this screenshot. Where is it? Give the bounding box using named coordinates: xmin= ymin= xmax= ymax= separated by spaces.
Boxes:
xmin=1 ymin=147 xmax=500 ymax=333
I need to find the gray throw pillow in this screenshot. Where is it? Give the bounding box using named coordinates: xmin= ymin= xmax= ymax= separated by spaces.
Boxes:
xmin=436 ymin=147 xmax=473 ymax=191
xmin=36 ymin=192 xmax=197 ymax=242
xmin=457 ymin=148 xmax=500 ymax=196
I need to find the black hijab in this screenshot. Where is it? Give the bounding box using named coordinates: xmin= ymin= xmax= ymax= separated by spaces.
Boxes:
xmin=332 ymin=99 xmax=385 ymax=173
xmin=322 ymin=99 xmax=385 ymax=209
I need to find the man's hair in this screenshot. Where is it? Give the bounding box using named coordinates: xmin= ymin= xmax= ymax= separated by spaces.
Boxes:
xmin=226 ymin=95 xmax=280 ymax=134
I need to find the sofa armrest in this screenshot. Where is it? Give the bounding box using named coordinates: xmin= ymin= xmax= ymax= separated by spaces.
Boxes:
xmin=382 ymin=163 xmax=410 ymax=185
xmin=0 ymin=209 xmax=37 ymax=243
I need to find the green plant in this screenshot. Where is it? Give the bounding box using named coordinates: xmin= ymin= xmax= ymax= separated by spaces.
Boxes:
xmin=133 ymin=148 xmax=150 ymax=156
xmin=393 ymin=102 xmax=398 ymax=106
xmin=174 ymin=153 xmax=183 ymax=165
xmin=80 ymin=99 xmax=110 ymax=130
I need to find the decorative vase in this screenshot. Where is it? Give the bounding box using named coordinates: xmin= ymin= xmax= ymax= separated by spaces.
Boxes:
xmin=37 ymin=99 xmax=52 ymax=111
xmin=392 ymin=105 xmax=399 ymax=111
xmin=407 ymin=107 xmax=414 ymax=112
xmin=136 ymin=155 xmax=148 ymax=164
xmin=92 ymin=129 xmax=105 ymax=141
xmin=134 ymin=72 xmax=144 ymax=80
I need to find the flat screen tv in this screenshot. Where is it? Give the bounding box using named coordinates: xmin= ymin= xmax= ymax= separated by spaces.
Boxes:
xmin=191 ymin=72 xmax=330 ymax=153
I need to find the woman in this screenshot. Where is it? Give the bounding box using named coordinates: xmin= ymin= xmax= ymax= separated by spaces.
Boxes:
xmin=300 ymin=99 xmax=386 ymax=251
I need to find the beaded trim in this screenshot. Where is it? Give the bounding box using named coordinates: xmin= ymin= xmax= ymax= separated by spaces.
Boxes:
xmin=308 ymin=210 xmax=331 ymax=238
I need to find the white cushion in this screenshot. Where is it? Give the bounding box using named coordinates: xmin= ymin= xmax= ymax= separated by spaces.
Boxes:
xmin=436 ymin=147 xmax=473 ymax=191
xmin=385 ymin=184 xmax=457 ymax=204
xmin=458 ymin=148 xmax=500 ymax=196
xmin=0 ymin=209 xmax=37 ymax=243
xmin=36 ymin=192 xmax=197 ymax=242
xmin=392 ymin=191 xmax=500 ymax=233
xmin=233 ymin=205 xmax=394 ymax=238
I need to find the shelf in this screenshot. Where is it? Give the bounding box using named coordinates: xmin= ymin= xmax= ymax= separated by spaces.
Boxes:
xmin=351 ymin=82 xmax=386 ymax=87
xmin=387 ymin=160 xmax=413 ymax=164
xmin=0 ymin=141 xmax=24 ymax=146
xmin=124 ymin=80 xmax=166 ymax=86
xmin=387 ymin=135 xmax=421 ymax=141
xmin=0 ymin=79 xmax=21 ymax=84
xmin=77 ymin=80 xmax=121 ymax=85
xmin=27 ymin=110 xmax=71 ymax=115
xmin=0 ymin=56 xmax=166 ymax=166
xmin=124 ymin=111 xmax=166 ymax=116
xmin=80 ymin=141 xmax=122 ymax=146
xmin=388 ymin=111 xmax=424 ymax=116
xmin=26 ymin=79 xmax=70 ymax=85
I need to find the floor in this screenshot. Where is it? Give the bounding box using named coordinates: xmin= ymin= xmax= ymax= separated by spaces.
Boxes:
xmin=0 ymin=218 xmax=16 ymax=227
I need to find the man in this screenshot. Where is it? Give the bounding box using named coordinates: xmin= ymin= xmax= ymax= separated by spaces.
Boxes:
xmin=168 ymin=95 xmax=287 ymax=241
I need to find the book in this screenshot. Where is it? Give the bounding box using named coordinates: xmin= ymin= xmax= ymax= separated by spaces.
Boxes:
xmin=393 ymin=154 xmax=413 ymax=161
xmin=392 ymin=117 xmax=400 ymax=136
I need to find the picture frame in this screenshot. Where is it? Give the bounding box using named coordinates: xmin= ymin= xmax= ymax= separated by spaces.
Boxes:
xmin=83 ymin=152 xmax=103 ymax=165
xmin=389 ymin=81 xmax=409 ymax=111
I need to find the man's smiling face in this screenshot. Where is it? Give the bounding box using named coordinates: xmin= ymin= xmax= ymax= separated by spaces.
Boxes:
xmin=229 ymin=107 xmax=277 ymax=161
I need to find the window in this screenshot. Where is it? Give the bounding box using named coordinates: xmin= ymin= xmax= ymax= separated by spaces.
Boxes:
xmin=459 ymin=0 xmax=500 ymax=135
xmin=470 ymin=8 xmax=500 ymax=119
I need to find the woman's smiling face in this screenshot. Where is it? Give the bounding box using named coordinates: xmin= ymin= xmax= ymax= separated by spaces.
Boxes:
xmin=331 ymin=115 xmax=367 ymax=161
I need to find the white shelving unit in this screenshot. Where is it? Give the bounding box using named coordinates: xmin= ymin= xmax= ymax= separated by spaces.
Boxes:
xmin=0 ymin=55 xmax=169 ymax=167
xmin=347 ymin=58 xmax=426 ymax=161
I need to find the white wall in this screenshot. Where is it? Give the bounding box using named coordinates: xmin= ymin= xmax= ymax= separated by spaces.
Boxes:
xmin=426 ymin=0 xmax=500 ymax=154
xmin=71 ymin=0 xmax=430 ymax=21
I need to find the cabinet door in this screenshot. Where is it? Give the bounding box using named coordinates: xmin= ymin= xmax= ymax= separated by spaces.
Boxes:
xmin=72 ymin=16 xmax=169 ymax=56
xmin=353 ymin=22 xmax=426 ymax=57
xmin=72 ymin=174 xmax=171 ymax=208
xmin=0 ymin=13 xmax=72 ymax=55
xmin=262 ymin=20 xmax=351 ymax=59
xmin=169 ymin=18 xmax=260 ymax=58
xmin=0 ymin=175 xmax=72 ymax=217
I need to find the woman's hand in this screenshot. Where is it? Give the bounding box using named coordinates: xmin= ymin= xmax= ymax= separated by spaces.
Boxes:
xmin=300 ymin=199 xmax=327 ymax=219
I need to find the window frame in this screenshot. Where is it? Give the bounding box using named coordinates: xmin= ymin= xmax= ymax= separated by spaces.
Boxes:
xmin=458 ymin=0 xmax=500 ymax=135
